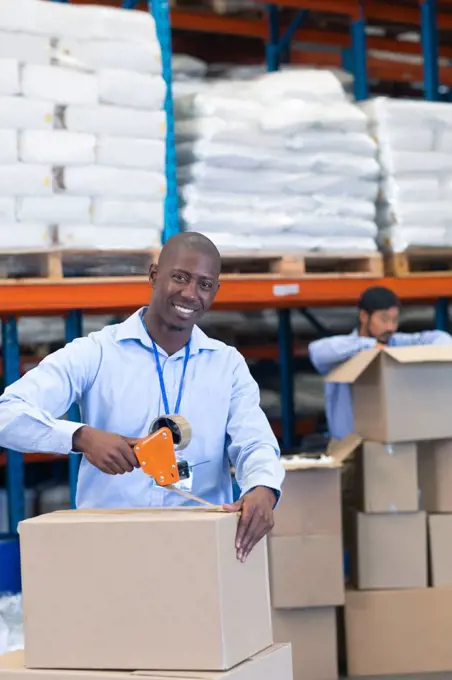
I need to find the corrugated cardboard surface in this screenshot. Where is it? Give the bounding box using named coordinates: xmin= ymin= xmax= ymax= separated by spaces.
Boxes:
xmin=0 ymin=645 xmax=293 ymax=680
xmin=428 ymin=514 xmax=452 ymax=586
xmin=419 ymin=439 xmax=452 ymax=512
xmin=268 ymin=535 xmax=344 ymax=608
xmin=272 ymin=608 xmax=338 ymax=680
xmin=360 ymin=441 xmax=418 ymax=512
xmin=272 ymin=468 xmax=341 ymax=537
xmin=326 ymin=345 xmax=452 ymax=443
xmin=345 ymin=588 xmax=452 ymax=675
xmin=19 ymin=510 xmax=273 ymax=671
xmin=356 ymin=511 xmax=427 ymax=589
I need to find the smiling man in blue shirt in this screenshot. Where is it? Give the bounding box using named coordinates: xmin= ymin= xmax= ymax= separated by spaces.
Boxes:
xmin=0 ymin=232 xmax=284 ymax=562
xmin=309 ymin=285 xmax=452 ymax=440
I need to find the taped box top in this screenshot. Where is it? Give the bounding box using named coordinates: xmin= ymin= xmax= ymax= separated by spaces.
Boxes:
xmin=325 ymin=345 xmax=452 ymax=443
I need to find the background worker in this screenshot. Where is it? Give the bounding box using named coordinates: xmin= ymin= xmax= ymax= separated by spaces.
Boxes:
xmin=309 ymin=285 xmax=452 ymax=440
xmin=0 ymin=232 xmax=284 ymax=563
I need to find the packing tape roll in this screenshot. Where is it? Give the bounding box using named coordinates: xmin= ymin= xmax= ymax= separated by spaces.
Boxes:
xmin=149 ymin=414 xmax=192 ymax=450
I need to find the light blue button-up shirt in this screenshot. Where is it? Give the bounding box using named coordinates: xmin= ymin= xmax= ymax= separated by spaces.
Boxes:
xmin=0 ymin=308 xmax=284 ymax=509
xmin=309 ymin=328 xmax=452 ymax=440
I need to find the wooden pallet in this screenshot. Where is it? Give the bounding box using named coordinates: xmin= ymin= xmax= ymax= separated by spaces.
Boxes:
xmin=0 ymin=249 xmax=160 ymax=280
xmin=220 ymin=251 xmax=384 ymax=278
xmin=385 ymin=249 xmax=452 ymax=277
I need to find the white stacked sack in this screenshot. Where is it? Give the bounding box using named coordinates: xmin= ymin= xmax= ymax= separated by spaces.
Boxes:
xmin=0 ymin=0 xmax=165 ymax=256
xmin=363 ymin=97 xmax=452 ymax=252
xmin=176 ymin=68 xmax=380 ymax=254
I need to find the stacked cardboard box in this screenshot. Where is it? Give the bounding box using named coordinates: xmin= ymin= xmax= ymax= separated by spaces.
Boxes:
xmin=0 ymin=509 xmax=293 ymax=680
xmin=324 ymin=344 xmax=452 ymax=675
xmin=268 ymin=438 xmax=359 ymax=680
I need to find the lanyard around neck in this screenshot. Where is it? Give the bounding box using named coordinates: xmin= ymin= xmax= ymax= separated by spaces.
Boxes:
xmin=151 ymin=339 xmax=190 ymax=416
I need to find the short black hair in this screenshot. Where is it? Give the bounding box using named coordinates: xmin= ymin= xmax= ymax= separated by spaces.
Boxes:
xmin=358 ymin=286 xmax=401 ymax=314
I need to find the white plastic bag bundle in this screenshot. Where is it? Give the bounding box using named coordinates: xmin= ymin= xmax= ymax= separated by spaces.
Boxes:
xmin=379 ymin=148 xmax=452 ymax=176
xmin=0 ymin=59 xmax=20 ymax=95
xmin=17 ymin=196 xmax=91 ymax=224
xmin=0 ymin=165 xmax=52 ymax=196
xmin=260 ymin=100 xmax=368 ymax=136
xmin=0 ymin=32 xmax=50 ymax=65
xmin=58 ymin=166 xmax=166 ymax=199
xmin=0 ymin=223 xmax=53 ymax=249
xmin=98 ymin=70 xmax=166 ymax=110
xmin=0 ymin=131 xmax=17 ymax=163
xmin=381 ymin=176 xmax=443 ymax=203
xmin=63 ymin=104 xmax=166 ymax=139
xmin=22 ymin=64 xmax=98 ymax=105
xmin=0 ymin=595 xmax=23 ymax=654
xmin=54 ymin=38 xmax=162 ymax=75
xmin=287 ymin=132 xmax=377 ymax=157
xmin=0 ymin=198 xmax=15 ymax=223
xmin=252 ymin=68 xmax=347 ymax=104
xmin=182 ymin=204 xmax=293 ymax=234
xmin=378 ymin=226 xmax=447 ymax=252
xmin=96 ymin=137 xmax=165 ymax=172
xmin=91 ymin=199 xmax=164 ymax=228
xmin=19 ymin=130 xmax=96 ymax=165
xmin=378 ymin=200 xmax=452 ymax=229
xmin=174 ymin=88 xmax=263 ymax=122
xmin=57 ymin=225 xmax=161 ymax=249
xmin=16 ymin=0 xmax=157 ymax=43
xmin=0 ymin=97 xmax=55 ymax=130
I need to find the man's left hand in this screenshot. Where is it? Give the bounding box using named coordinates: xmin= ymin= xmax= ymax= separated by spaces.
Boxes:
xmin=223 ymin=486 xmax=277 ymax=563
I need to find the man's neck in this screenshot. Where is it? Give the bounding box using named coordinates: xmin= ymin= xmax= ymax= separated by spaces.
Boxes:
xmin=143 ymin=308 xmax=192 ymax=356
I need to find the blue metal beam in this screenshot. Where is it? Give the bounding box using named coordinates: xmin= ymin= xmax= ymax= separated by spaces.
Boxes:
xmin=435 ymin=298 xmax=449 ymax=332
xmin=2 ymin=317 xmax=24 ymax=534
xmin=278 ymin=310 xmax=295 ymax=449
xmin=149 ymin=0 xmax=180 ymax=241
xmin=421 ymin=0 xmax=439 ymax=101
xmin=266 ymin=6 xmax=308 ymax=71
xmin=65 ymin=311 xmax=83 ymax=509
xmin=350 ymin=2 xmax=368 ymax=101
xmin=123 ymin=0 xmax=139 ymax=7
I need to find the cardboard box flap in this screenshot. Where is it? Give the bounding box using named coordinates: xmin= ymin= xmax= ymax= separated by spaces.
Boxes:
xmin=382 ymin=344 xmax=452 ymax=364
xmin=325 ymin=347 xmax=381 ymax=384
xmin=281 ymin=433 xmax=361 ymax=471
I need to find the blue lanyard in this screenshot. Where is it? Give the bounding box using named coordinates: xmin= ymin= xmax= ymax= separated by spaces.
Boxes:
xmin=140 ymin=309 xmax=190 ymax=415
xmin=151 ymin=339 xmax=190 ymax=416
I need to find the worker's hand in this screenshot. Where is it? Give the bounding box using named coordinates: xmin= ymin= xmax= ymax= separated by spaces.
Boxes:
xmin=223 ymin=486 xmax=277 ymax=563
xmin=72 ymin=426 xmax=140 ymax=475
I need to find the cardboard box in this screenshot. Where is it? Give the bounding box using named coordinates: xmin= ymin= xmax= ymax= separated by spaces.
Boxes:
xmin=273 ymin=435 xmax=360 ymax=537
xmin=268 ymin=534 xmax=344 ymax=608
xmin=359 ymin=440 xmax=418 ymax=512
xmin=345 ymin=587 xmax=452 ymax=675
xmin=355 ymin=511 xmax=427 ymax=589
xmin=419 ymin=438 xmax=452 ymax=512
xmin=19 ymin=509 xmax=273 ymax=671
xmin=428 ymin=514 xmax=452 ymax=586
xmin=326 ymin=345 xmax=452 ymax=442
xmin=272 ymin=608 xmax=338 ymax=680
xmin=0 ymin=645 xmax=293 ymax=680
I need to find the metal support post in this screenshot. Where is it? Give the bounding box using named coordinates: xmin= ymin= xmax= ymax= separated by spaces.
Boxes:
xmin=266 ymin=4 xmax=280 ymax=71
xmin=277 ymin=310 xmax=295 ymax=450
xmin=149 ymin=0 xmax=180 ymax=241
xmin=350 ymin=2 xmax=368 ymax=101
xmin=2 ymin=317 xmax=24 ymax=534
xmin=122 ymin=0 xmax=139 ymax=7
xmin=420 ymin=0 xmax=439 ymax=101
xmin=65 ymin=310 xmax=83 ymax=509
xmin=435 ymin=298 xmax=449 ymax=332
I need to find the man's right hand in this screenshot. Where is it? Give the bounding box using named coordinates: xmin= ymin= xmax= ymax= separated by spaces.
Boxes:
xmin=72 ymin=426 xmax=140 ymax=475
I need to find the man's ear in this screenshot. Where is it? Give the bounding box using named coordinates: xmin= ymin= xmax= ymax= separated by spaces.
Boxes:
xmin=149 ymin=263 xmax=158 ymax=286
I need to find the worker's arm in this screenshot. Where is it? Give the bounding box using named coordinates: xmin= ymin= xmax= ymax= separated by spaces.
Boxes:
xmin=393 ymin=330 xmax=452 ymax=346
xmin=0 ymin=336 xmax=101 ymax=454
xmin=308 ymin=334 xmax=377 ymax=375
xmin=0 ymin=337 xmax=138 ymax=474
xmin=224 ymin=349 xmax=285 ymax=562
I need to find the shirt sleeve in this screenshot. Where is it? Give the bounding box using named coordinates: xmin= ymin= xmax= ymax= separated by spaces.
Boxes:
xmin=226 ymin=349 xmax=285 ymax=500
xmin=308 ymin=334 xmax=377 ymax=375
xmin=393 ymin=330 xmax=452 ymax=346
xmin=0 ymin=335 xmax=102 ymax=455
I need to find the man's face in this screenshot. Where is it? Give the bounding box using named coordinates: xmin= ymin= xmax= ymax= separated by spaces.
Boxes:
xmin=359 ymin=306 xmax=400 ymax=344
xmin=149 ymin=247 xmax=220 ymax=331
